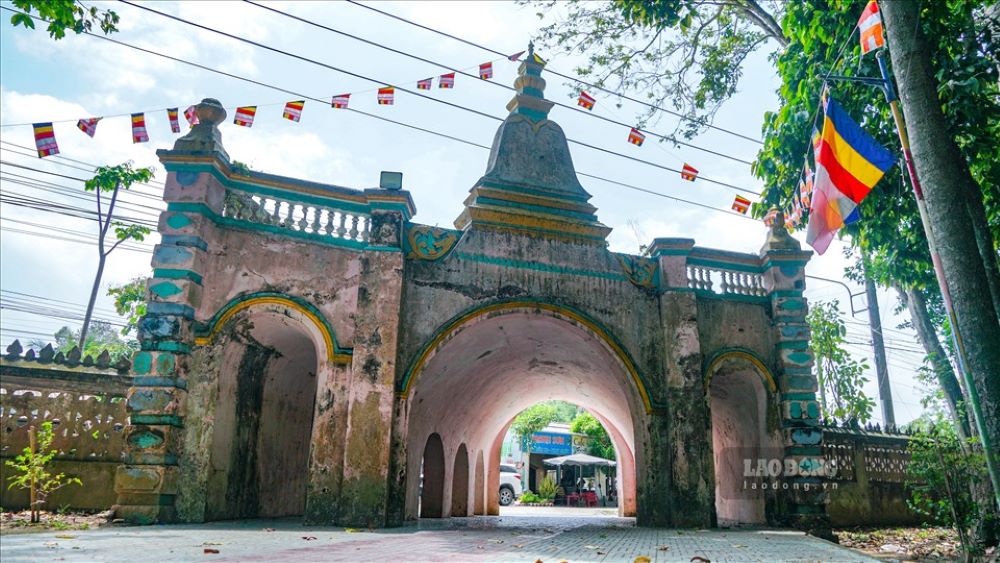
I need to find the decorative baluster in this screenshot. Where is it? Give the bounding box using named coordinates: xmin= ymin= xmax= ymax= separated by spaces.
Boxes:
xmin=703 ymin=268 xmax=714 ymax=292
xmin=253 ymin=197 xmax=269 ymax=224
xmin=311 ymin=207 xmax=323 ymax=234
xmin=298 ymin=205 xmax=310 ymax=232
xmin=336 ymin=212 xmax=348 ymax=238
xmin=349 ymin=214 xmax=359 ymax=240
xmin=360 ymin=216 xmax=370 ymax=242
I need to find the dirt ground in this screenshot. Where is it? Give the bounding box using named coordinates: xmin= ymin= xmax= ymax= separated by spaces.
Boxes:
xmin=0 ymin=510 xmax=120 ymax=534
xmin=836 ymin=526 xmax=998 ymax=562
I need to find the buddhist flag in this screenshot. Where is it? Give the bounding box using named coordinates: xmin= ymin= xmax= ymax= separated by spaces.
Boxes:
xmin=763 ymin=208 xmax=779 ymax=226
xmin=283 ymin=100 xmax=305 ymax=122
xmin=184 ymin=105 xmax=199 ymax=127
xmin=377 ymin=87 xmax=394 ymax=105
xmin=627 ymin=127 xmax=645 ymax=146
xmin=732 ymin=195 xmax=751 ymax=214
xmin=331 ymin=94 xmax=350 ymax=109
xmin=32 ymin=122 xmax=59 ymax=157
xmin=858 ymin=0 xmax=885 ymax=55
xmin=681 ymin=163 xmax=699 ymax=181
xmin=76 ymin=117 xmax=101 ymax=138
xmin=234 ymin=106 xmax=256 ymax=127
xmin=577 ymin=91 xmax=595 ymax=110
xmin=416 ymin=78 xmax=432 ymax=90
xmin=167 ymin=108 xmax=181 ymax=133
xmin=439 ymin=73 xmax=455 ymax=89
xmin=806 ymin=97 xmax=895 ymax=254
xmin=812 ymin=126 xmax=822 ymax=158
xmin=131 ymin=113 xmax=149 ymax=143
xmin=508 ymin=50 xmax=525 ymax=61
xmin=479 ymin=62 xmax=493 ymax=79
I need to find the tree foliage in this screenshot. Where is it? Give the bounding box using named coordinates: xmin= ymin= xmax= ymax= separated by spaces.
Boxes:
xmin=570 ymin=411 xmax=616 ymax=460
xmin=9 ymin=0 xmax=119 ymax=40
xmin=34 ymin=322 xmax=137 ymax=361
xmin=807 ymin=300 xmax=874 ymax=424
xmin=512 ymin=403 xmax=558 ymax=446
xmin=107 ymin=277 xmax=148 ymax=336
xmin=5 ymin=421 xmax=82 ymax=523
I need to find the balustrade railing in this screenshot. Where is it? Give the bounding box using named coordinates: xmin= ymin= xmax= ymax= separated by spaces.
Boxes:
xmin=686 ymin=265 xmax=767 ymax=297
xmin=222 ymin=189 xmax=371 ymax=244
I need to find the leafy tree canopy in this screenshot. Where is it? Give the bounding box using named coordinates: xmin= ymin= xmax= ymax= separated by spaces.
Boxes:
xmin=9 ymin=0 xmax=119 ymax=40
xmin=570 ymin=411 xmax=616 ymax=460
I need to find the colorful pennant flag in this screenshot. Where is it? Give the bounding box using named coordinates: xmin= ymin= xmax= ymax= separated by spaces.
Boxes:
xmin=627 ymin=127 xmax=645 ymax=146
xmin=732 ymin=195 xmax=751 ymax=214
xmin=531 ymin=52 xmax=546 ymax=65
xmin=234 ymin=106 xmax=257 ymax=127
xmin=184 ymin=105 xmax=199 ymax=127
xmin=33 ymin=122 xmax=59 ymax=157
xmin=377 ymin=87 xmax=394 ymax=105
xmin=416 ymin=78 xmax=432 ymax=90
xmin=681 ymin=163 xmax=699 ymax=181
xmin=479 ymin=62 xmax=493 ymax=80
xmin=331 ymin=94 xmax=350 ymax=109
xmin=439 ymin=73 xmax=455 ymax=89
xmin=283 ymin=100 xmax=305 ymax=122
xmin=858 ymin=0 xmax=885 ymax=55
xmin=167 ymin=108 xmax=180 ymax=133
xmin=812 ymin=126 xmax=822 ymax=157
xmin=508 ymin=51 xmax=526 ymax=61
xmin=76 ymin=117 xmax=101 ymax=138
xmin=763 ymin=208 xmax=779 ymax=226
xmin=577 ymin=91 xmax=595 ymax=110
xmin=806 ymin=97 xmax=895 ymax=254
xmin=131 ymin=113 xmax=149 ymax=143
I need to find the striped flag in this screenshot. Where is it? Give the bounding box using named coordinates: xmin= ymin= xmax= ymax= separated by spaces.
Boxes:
xmin=331 ymin=94 xmax=350 ymax=109
xmin=681 ymin=163 xmax=699 ymax=181
xmin=812 ymin=126 xmax=822 ymax=158
xmin=577 ymin=91 xmax=595 ymax=110
xmin=858 ymin=0 xmax=885 ymax=55
xmin=283 ymin=100 xmax=305 ymax=122
xmin=531 ymin=52 xmax=546 ymax=65
xmin=627 ymin=127 xmax=645 ymax=146
xmin=234 ymin=106 xmax=257 ymax=127
xmin=732 ymin=195 xmax=751 ymax=214
xmin=76 ymin=117 xmax=101 ymax=138
xmin=184 ymin=105 xmax=199 ymax=127
xmin=479 ymin=62 xmax=493 ymax=79
xmin=508 ymin=51 xmax=525 ymax=61
xmin=439 ymin=73 xmax=455 ymax=89
xmin=33 ymin=122 xmax=59 ymax=157
xmin=377 ymin=87 xmax=394 ymax=105
xmin=416 ymin=78 xmax=432 ymax=90
xmin=763 ymin=208 xmax=779 ymax=226
xmin=131 ymin=113 xmax=149 ymax=143
xmin=167 ymin=108 xmax=181 ymax=133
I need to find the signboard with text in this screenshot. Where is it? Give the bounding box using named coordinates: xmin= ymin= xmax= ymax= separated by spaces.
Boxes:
xmin=530 ymin=431 xmax=573 ymax=455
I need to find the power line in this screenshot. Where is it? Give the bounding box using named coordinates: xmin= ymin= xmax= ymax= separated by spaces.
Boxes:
xmin=244 ymin=0 xmax=754 ymax=166
xmin=342 ymin=0 xmax=764 ymax=145
xmin=116 ymin=1 xmax=761 ymax=196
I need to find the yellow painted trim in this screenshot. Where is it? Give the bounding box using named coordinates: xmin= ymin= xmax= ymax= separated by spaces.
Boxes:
xmin=704 ymin=350 xmax=777 ymax=393
xmin=473 ymin=187 xmax=596 ymax=214
xmin=193 ymin=296 xmax=351 ymax=365
xmin=400 ymin=301 xmax=653 ymax=413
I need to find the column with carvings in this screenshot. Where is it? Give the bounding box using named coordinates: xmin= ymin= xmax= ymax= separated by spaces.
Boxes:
xmin=113 ymin=99 xmax=229 ymax=523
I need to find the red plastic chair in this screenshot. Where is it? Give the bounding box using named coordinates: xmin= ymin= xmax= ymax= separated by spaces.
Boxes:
xmin=583 ymin=491 xmax=599 ymax=507
xmin=565 ymin=493 xmax=581 ymax=506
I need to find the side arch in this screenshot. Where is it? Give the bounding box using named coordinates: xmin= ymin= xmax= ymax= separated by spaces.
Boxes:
xmin=193 ymin=291 xmax=351 ymax=364
xmin=399 ymin=299 xmax=656 ymax=413
xmin=703 ymin=347 xmax=777 ymax=394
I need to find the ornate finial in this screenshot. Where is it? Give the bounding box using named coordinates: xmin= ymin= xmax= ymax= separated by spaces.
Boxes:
xmin=505 ymin=43 xmax=553 ymax=121
xmin=528 ymin=40 xmax=534 ymax=57
xmin=760 ymin=207 xmax=801 ymax=253
xmin=172 ymin=98 xmax=230 ymax=161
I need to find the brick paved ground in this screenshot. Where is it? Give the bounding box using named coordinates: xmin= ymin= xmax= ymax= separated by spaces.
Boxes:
xmin=1 ymin=510 xmax=876 ymax=562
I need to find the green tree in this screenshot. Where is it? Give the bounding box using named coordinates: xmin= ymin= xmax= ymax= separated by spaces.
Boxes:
xmin=570 ymin=411 xmax=616 ymax=460
xmin=37 ymin=321 xmax=137 ymax=361
xmin=807 ymin=300 xmax=874 ymax=424
xmin=107 ymin=277 xmax=148 ymax=336
xmin=5 ymin=422 xmax=82 ymax=523
xmin=78 ymin=163 xmax=155 ymax=349
xmin=511 ymin=403 xmax=558 ymax=487
xmin=9 ymin=0 xmax=118 ymax=40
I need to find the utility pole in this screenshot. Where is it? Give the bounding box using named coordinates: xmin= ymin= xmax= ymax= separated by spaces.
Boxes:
xmin=864 ymin=273 xmax=895 ymax=428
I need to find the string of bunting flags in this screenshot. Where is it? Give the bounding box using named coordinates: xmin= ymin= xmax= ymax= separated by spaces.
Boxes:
xmin=24 ymin=47 xmax=749 ymax=217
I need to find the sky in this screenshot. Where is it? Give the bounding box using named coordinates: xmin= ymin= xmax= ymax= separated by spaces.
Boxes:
xmin=0 ymin=1 xmax=930 ymax=424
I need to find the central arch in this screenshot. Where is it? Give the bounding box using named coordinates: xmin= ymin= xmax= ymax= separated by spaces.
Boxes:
xmin=401 ymin=303 xmax=646 ymax=520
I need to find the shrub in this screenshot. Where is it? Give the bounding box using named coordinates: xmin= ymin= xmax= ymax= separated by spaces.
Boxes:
xmin=538 ymin=476 xmax=558 ymax=500
xmin=5 ymin=422 xmax=82 ymax=523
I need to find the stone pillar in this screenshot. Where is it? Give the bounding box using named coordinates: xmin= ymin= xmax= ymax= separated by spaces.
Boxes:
xmin=337 ymin=207 xmax=407 ymax=527
xmin=759 ymin=214 xmax=827 ymax=533
xmin=646 ymin=239 xmax=713 ymax=527
xmin=113 ymin=99 xmax=228 ymax=524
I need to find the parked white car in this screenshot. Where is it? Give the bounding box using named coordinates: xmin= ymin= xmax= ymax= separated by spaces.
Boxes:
xmin=499 ymin=463 xmax=523 ymax=506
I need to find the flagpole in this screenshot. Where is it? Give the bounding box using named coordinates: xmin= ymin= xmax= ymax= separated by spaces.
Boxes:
xmin=875 ymin=48 xmax=1000 ymax=508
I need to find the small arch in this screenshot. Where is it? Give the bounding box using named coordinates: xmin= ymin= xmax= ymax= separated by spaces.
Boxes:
xmin=193 ymin=291 xmax=351 ymax=364
xmin=399 ymin=299 xmax=656 ymax=413
xmin=420 ymin=433 xmax=445 ymax=518
xmin=451 ymin=444 xmax=470 ymax=517
xmin=703 ymin=348 xmax=777 ymax=393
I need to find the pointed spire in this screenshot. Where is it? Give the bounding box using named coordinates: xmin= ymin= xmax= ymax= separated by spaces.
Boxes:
xmin=505 ymin=44 xmax=554 ymax=122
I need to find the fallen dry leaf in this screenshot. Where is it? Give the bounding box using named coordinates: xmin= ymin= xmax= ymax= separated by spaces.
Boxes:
xmin=54 ymin=534 xmax=76 ymax=539
xmin=690 ymin=557 xmax=711 ymax=563
xmin=301 ymin=536 xmax=317 ymax=541
xmin=732 ymin=544 xmax=748 ymax=548
xmin=658 ymin=545 xmax=670 ymax=551
xmin=345 ymin=527 xmax=359 ymax=533
xmin=203 ymin=548 xmax=220 ymax=554
xmin=262 ymin=528 xmax=275 ymax=532
xmin=634 ymin=556 xmax=651 ymax=563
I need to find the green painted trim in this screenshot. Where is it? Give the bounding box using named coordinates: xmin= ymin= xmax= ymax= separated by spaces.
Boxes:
xmin=477 ymin=178 xmax=592 ymax=204
xmin=772 ymin=289 xmax=804 ymax=298
xmin=782 ymin=392 xmax=817 ymax=401
xmin=761 ymin=258 xmax=810 ymax=270
xmin=130 ymin=414 xmax=183 ymax=427
xmin=649 ymin=248 xmax=692 ymax=257
xmin=776 ymin=341 xmax=809 ymax=350
xmin=687 ymin=257 xmax=764 ymax=273
xmin=167 ymin=201 xmax=217 ymax=218
xmin=141 ymin=341 xmax=191 ymax=354
xmin=364 ymin=244 xmax=403 ymax=252
xmin=474 ymin=196 xmax=598 ymax=222
xmin=471 ymin=218 xmax=608 ymax=243
xmin=453 ymin=252 xmax=628 ymax=282
xmin=153 ymin=268 xmax=204 ymax=285
xmin=694 ymin=291 xmax=770 ymax=304
xmin=132 ymin=376 xmax=188 ymax=390
xmin=216 ymin=216 xmax=368 ymax=250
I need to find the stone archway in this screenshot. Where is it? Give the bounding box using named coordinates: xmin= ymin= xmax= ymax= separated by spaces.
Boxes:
xmin=420 ymin=433 xmax=446 ymax=518
xmin=451 ymin=444 xmax=470 ymax=517
xmin=401 ymin=305 xmax=646 ymax=520
xmin=706 ymin=351 xmax=782 ymax=526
